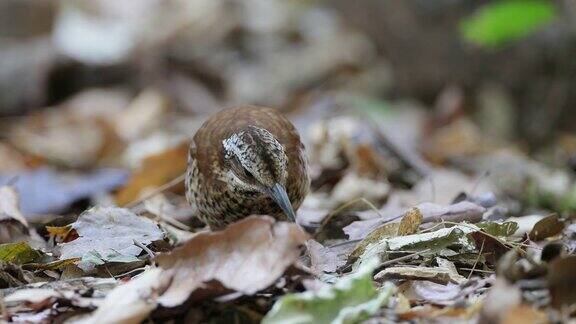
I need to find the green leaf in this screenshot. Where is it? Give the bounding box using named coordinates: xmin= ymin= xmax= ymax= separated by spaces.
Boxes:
xmin=0 ymin=242 xmax=42 ymax=264
xmin=477 ymin=221 xmax=518 ymax=237
xmin=263 ymin=259 xmax=395 ymax=324
xmin=461 ymin=0 xmax=556 ymax=48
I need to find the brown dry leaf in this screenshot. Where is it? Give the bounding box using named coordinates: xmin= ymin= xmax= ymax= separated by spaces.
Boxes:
xmin=0 ymin=186 xmax=28 ymax=228
xmin=349 ymin=206 xmax=422 ymax=260
xmin=344 ymin=201 xmax=485 ymax=241
xmin=116 ymin=142 xmax=188 ymax=206
xmin=46 ymin=225 xmax=76 ymax=243
xmin=529 ymin=214 xmax=564 ymax=241
xmin=156 ymin=216 xmax=308 ymax=307
xmin=10 ymin=112 xmax=108 ymax=168
xmin=397 ymin=207 xmax=423 ymax=235
xmin=113 ymin=88 xmax=169 ymax=142
xmin=79 ymin=267 xmax=166 ymax=324
xmin=353 ymin=144 xmax=385 ymax=177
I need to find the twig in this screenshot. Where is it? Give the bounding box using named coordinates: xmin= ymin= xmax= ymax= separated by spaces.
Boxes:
xmin=461 ymin=268 xmax=494 ymax=274
xmin=126 ymin=173 xmax=186 ymax=209
xmin=468 ymin=239 xmax=485 ymax=279
xmin=114 ymin=266 xmax=147 ymax=278
xmin=314 ymin=197 xmax=386 ymax=239
xmin=133 ymin=239 xmax=156 ymax=266
xmin=377 ymin=248 xmax=432 ymax=269
xmin=361 ymin=115 xmax=433 ymax=177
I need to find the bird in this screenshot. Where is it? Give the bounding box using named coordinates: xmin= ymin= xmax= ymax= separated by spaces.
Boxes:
xmin=186 ymin=106 xmax=310 ymax=230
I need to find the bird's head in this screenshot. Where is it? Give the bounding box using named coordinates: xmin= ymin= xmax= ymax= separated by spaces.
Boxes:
xmin=221 ymin=126 xmax=295 ymax=220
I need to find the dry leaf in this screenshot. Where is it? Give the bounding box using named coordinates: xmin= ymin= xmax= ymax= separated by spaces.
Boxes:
xmin=114 ymin=88 xmax=169 ymax=142
xmin=397 ymin=207 xmax=423 ymax=235
xmin=78 ymin=268 xmax=166 ymax=324
xmin=59 ymin=207 xmax=164 ymax=270
xmin=529 ymin=214 xmax=564 ymax=241
xmin=349 ymin=207 xmax=423 ymax=260
xmin=115 ymin=142 xmax=188 ymax=206
xmin=156 ymin=216 xmax=308 ymax=307
xmin=0 ymin=168 xmax=128 ymax=215
xmin=307 ymin=239 xmax=346 ymax=274
xmin=0 ymin=186 xmax=28 ymax=228
xmin=344 ymin=201 xmax=485 ymax=241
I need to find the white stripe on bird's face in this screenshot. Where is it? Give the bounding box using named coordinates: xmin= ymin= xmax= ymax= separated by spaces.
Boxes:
xmin=222 ymin=126 xmax=288 ymax=192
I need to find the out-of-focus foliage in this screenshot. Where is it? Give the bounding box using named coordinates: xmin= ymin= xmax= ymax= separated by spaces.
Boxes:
xmin=461 ymin=0 xmax=556 ymax=48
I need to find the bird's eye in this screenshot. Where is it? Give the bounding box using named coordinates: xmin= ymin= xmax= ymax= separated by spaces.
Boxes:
xmin=229 ymin=155 xmax=256 ymax=183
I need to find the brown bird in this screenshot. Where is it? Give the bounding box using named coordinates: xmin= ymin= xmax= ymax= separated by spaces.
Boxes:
xmin=186 ymin=106 xmax=310 ymax=230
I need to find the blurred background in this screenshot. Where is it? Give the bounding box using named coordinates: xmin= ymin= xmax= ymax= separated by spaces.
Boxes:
xmin=1 ymin=0 xmax=576 ymax=221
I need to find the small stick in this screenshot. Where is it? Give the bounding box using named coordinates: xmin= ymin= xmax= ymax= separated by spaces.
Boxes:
xmin=134 ymin=239 xmax=156 ymax=266
xmin=126 ymin=173 xmax=186 ymax=209
xmin=468 ymin=239 xmax=485 ymax=279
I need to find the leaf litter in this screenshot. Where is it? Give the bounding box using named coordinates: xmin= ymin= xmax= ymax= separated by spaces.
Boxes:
xmin=1 ymin=1 xmax=576 ymax=323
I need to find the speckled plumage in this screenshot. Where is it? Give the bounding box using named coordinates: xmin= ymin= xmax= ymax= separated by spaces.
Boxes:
xmin=186 ymin=106 xmax=309 ymax=230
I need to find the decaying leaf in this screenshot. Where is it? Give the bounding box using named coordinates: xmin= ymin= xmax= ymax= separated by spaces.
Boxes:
xmin=156 ymin=216 xmax=308 ymax=307
xmin=0 ymin=242 xmax=41 ymax=264
xmin=349 ymin=206 xmax=423 ymax=260
xmin=355 ymin=225 xmax=479 ymax=270
xmin=528 ymin=214 xmax=564 ymax=241
xmin=263 ymin=259 xmax=395 ymax=324
xmin=0 ymin=186 xmax=28 ymax=229
xmin=307 ymin=239 xmax=347 ymax=274
xmin=477 ymin=221 xmax=518 ymax=237
xmin=59 ymin=207 xmax=164 ymax=270
xmin=115 ymin=142 xmax=188 ymax=206
xmin=78 ymin=267 xmax=166 ymax=324
xmin=0 ymin=168 xmax=128 ymax=215
xmin=344 ymin=201 xmax=485 ymax=241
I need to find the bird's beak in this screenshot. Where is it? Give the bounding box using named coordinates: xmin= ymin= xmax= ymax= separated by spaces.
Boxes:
xmin=266 ymin=183 xmax=296 ymax=222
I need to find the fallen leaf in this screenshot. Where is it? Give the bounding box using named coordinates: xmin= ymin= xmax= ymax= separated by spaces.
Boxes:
xmin=529 ymin=214 xmax=564 ymax=241
xmin=0 ymin=168 xmax=128 ymax=215
xmin=399 ymin=280 xmax=462 ymax=304
xmin=355 ymin=225 xmax=478 ymax=270
xmin=397 ymin=207 xmax=423 ymax=235
xmin=0 ymin=186 xmax=28 ymax=228
xmin=436 ymin=258 xmax=467 ymax=285
xmin=349 ymin=206 xmax=423 ymax=260
xmin=9 ymin=110 xmax=111 ymax=168
xmin=78 ymin=267 xmax=166 ymax=324
xmin=59 ymin=207 xmax=164 ymax=270
xmin=477 ymin=221 xmax=518 ymax=237
xmin=307 ymin=239 xmax=347 ymax=274
xmin=156 ymin=216 xmax=308 ymax=307
xmin=116 ymin=142 xmax=188 ymax=206
xmin=113 ymin=88 xmax=169 ymax=142
xmin=330 ymin=172 xmax=390 ymax=207
xmin=263 ymin=259 xmax=395 ymax=324
xmin=344 ymin=201 xmax=485 ymax=241
xmin=0 ymin=242 xmax=42 ymax=264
